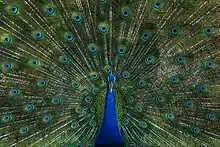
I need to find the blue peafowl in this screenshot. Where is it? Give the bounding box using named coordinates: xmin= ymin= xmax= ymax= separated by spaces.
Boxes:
xmin=0 ymin=0 xmax=220 ymax=146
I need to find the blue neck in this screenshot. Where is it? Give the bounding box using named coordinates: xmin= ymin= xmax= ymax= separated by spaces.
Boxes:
xmin=95 ymin=89 xmax=124 ymax=146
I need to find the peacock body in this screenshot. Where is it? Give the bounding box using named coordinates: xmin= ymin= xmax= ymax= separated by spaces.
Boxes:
xmin=0 ymin=0 xmax=220 ymax=146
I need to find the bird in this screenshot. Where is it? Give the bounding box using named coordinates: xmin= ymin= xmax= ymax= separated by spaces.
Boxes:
xmin=0 ymin=0 xmax=220 ymax=147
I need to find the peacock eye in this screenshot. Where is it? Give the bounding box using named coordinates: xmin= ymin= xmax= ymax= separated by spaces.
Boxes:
xmin=119 ymin=49 xmax=124 ymax=53
xmin=63 ymin=57 xmax=68 ymax=62
xmin=208 ymin=113 xmax=215 ymax=120
xmin=137 ymin=80 xmax=145 ymax=87
xmin=33 ymin=61 xmax=37 ymax=64
xmin=67 ymin=35 xmax=72 ymax=40
xmin=43 ymin=115 xmax=51 ymax=122
xmin=171 ymin=77 xmax=177 ymax=83
xmin=101 ymin=27 xmax=107 ymax=33
xmin=10 ymin=88 xmax=20 ymax=96
xmin=11 ymin=7 xmax=18 ymax=13
xmin=177 ymin=56 xmax=183 ymax=63
xmin=145 ymin=57 xmax=151 ymax=63
xmin=171 ymin=27 xmax=177 ymax=35
xmin=64 ymin=32 xmax=73 ymax=41
xmin=199 ymin=85 xmax=205 ymax=91
xmin=67 ymin=36 xmax=72 ymax=40
xmin=48 ymin=7 xmax=55 ymax=14
xmin=8 ymin=5 xmax=19 ymax=15
xmin=33 ymin=59 xmax=39 ymax=66
xmin=118 ymin=45 xmax=127 ymax=56
xmin=142 ymin=33 xmax=149 ymax=40
xmin=28 ymin=59 xmax=40 ymax=67
xmin=35 ymin=32 xmax=43 ymax=39
xmin=88 ymin=43 xmax=98 ymax=53
xmin=185 ymin=102 xmax=191 ymax=107
xmin=24 ymin=104 xmax=34 ymax=112
xmin=85 ymin=96 xmax=92 ymax=103
xmin=204 ymin=28 xmax=211 ymax=36
xmin=20 ymin=127 xmax=29 ymax=134
xmin=53 ymin=97 xmax=61 ymax=104
xmin=72 ymin=12 xmax=83 ymax=23
xmin=91 ymin=47 xmax=96 ymax=51
xmin=13 ymin=90 xmax=18 ymax=94
xmin=98 ymin=22 xmax=109 ymax=34
xmin=59 ymin=56 xmax=70 ymax=64
xmin=121 ymin=6 xmax=131 ymax=18
xmin=36 ymin=33 xmax=40 ymax=38
xmin=4 ymin=37 xmax=11 ymax=43
xmin=136 ymin=106 xmax=142 ymax=112
xmin=206 ymin=28 xmax=210 ymax=33
xmin=37 ymin=80 xmax=47 ymax=87
xmin=193 ymin=127 xmax=199 ymax=133
xmin=139 ymin=121 xmax=147 ymax=128
xmin=5 ymin=63 xmax=12 ymax=69
xmin=167 ymin=114 xmax=172 ymax=118
xmin=157 ymin=97 xmax=164 ymax=103
xmin=2 ymin=115 xmax=12 ymax=122
xmin=75 ymin=16 xmax=81 ymax=22
xmin=73 ymin=82 xmax=81 ymax=88
xmin=154 ymin=2 xmax=160 ymax=9
xmin=5 ymin=116 xmax=10 ymax=120
xmin=206 ymin=61 xmax=213 ymax=68
xmin=71 ymin=121 xmax=79 ymax=128
xmin=207 ymin=62 xmax=212 ymax=66
xmin=123 ymin=74 xmax=127 ymax=78
xmin=123 ymin=11 xmax=129 ymax=17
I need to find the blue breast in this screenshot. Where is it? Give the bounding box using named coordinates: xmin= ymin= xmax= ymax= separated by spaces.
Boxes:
xmin=95 ymin=89 xmax=123 ymax=146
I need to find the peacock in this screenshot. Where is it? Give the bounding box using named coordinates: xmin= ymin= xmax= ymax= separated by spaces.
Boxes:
xmin=0 ymin=0 xmax=220 ymax=146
